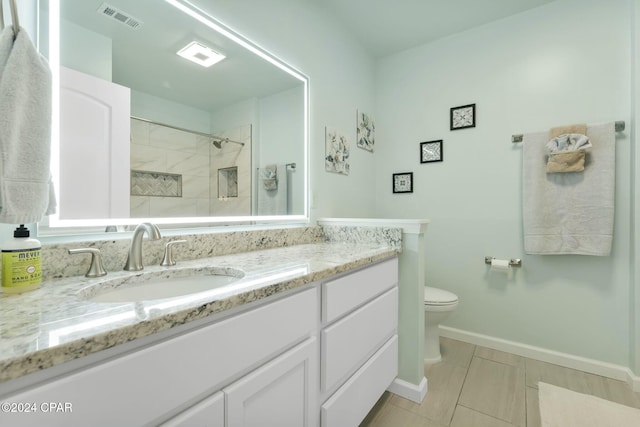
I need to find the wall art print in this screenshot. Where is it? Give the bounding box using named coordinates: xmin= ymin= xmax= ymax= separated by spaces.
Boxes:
xmin=450 ymin=103 xmax=476 ymax=130
xmin=393 ymin=172 xmax=413 ymax=194
xmin=420 ymin=140 xmax=443 ymax=163
xmin=357 ymin=110 xmax=375 ymax=152
xmin=325 ymin=127 xmax=350 ymax=175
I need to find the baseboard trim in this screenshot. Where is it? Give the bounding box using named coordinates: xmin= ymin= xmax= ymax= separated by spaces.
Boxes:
xmin=626 ymin=369 xmax=640 ymax=392
xmin=387 ymin=376 xmax=427 ymax=403
xmin=440 ymin=326 xmax=640 ymax=392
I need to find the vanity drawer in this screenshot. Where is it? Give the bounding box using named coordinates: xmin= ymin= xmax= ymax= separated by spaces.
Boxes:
xmin=321 ymin=335 xmax=398 ymax=427
xmin=2 ymin=288 xmax=317 ymax=427
xmin=322 ymin=257 xmax=397 ymax=324
xmin=321 ymin=287 xmax=397 ymax=392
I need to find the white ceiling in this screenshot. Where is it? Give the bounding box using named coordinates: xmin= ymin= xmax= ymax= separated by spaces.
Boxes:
xmin=59 ymin=0 xmax=557 ymax=113
xmin=315 ymin=0 xmax=556 ymax=57
xmin=61 ymin=0 xmax=303 ymax=112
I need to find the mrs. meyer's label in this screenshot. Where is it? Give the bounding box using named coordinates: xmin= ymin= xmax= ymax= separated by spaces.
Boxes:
xmin=2 ymin=248 xmax=42 ymax=288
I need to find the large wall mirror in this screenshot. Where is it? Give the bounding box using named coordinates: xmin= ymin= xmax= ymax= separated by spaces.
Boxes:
xmin=38 ymin=0 xmax=308 ymax=236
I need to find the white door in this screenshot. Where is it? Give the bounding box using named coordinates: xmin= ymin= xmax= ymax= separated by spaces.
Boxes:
xmin=59 ymin=66 xmax=130 ymax=219
xmin=225 ymin=338 xmax=318 ymax=427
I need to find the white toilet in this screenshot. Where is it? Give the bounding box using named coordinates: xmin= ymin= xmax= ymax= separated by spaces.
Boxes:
xmin=424 ymin=287 xmax=459 ymax=364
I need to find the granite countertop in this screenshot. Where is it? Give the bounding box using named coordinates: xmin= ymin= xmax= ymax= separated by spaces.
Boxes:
xmin=0 ymin=242 xmax=397 ymax=384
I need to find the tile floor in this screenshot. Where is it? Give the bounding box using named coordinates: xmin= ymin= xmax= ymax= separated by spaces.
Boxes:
xmin=360 ymin=337 xmax=640 ymax=427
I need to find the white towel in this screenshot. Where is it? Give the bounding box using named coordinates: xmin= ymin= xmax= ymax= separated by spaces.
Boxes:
xmin=0 ymin=26 xmax=56 ymax=224
xmin=257 ymin=164 xmax=288 ymax=215
xmin=523 ymin=122 xmax=615 ymax=256
xmin=546 ymin=134 xmax=592 ymax=153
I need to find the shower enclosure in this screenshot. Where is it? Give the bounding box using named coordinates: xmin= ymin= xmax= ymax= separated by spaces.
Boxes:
xmin=129 ymin=117 xmax=252 ymax=218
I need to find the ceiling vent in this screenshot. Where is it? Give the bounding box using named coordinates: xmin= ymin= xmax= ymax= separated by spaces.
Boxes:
xmin=96 ymin=2 xmax=143 ymax=30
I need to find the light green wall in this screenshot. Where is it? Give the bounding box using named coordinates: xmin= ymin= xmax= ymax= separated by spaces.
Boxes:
xmin=131 ymin=90 xmax=211 ymax=134
xmin=375 ymin=0 xmax=634 ymax=368
xmin=60 ymin=20 xmax=112 ymax=81
xmin=632 ymin=0 xmax=640 ymax=375
xmin=194 ymin=0 xmax=378 ymax=220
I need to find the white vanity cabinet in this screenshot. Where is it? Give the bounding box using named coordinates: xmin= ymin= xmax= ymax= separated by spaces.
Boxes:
xmin=0 ymin=256 xmax=399 ymax=427
xmin=0 ymin=288 xmax=318 ymax=427
xmin=320 ymin=258 xmax=399 ymax=427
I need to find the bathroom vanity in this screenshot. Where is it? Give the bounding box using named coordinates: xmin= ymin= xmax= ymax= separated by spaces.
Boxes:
xmin=0 ymin=240 xmax=398 ymax=427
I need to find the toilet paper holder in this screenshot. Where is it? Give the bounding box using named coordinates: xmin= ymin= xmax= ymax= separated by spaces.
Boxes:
xmin=484 ymin=256 xmax=522 ymax=267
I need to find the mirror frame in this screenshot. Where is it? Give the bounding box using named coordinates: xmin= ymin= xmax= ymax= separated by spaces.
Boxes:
xmin=44 ymin=0 xmax=309 ymax=233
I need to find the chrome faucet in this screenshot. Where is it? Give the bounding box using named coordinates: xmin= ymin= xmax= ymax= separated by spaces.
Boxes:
xmin=124 ymin=222 xmax=162 ymax=271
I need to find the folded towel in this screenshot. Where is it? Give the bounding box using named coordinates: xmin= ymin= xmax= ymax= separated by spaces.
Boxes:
xmin=546 ymin=151 xmax=586 ymax=173
xmin=0 ymin=26 xmax=56 ymax=223
xmin=545 ymin=134 xmax=592 ymax=173
xmin=262 ymin=178 xmax=277 ymax=191
xmin=550 ymin=123 xmax=587 ymax=139
xmin=523 ymin=122 xmax=615 ymax=256
xmin=546 ymin=134 xmax=592 ymax=153
xmin=261 ymin=164 xmax=277 ymax=179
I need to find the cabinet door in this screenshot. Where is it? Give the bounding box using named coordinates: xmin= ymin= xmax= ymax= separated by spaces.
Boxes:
xmin=160 ymin=392 xmax=224 ymax=427
xmin=225 ymin=338 xmax=318 ymax=427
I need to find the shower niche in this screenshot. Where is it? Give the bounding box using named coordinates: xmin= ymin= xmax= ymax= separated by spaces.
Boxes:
xmin=218 ymin=167 xmax=239 ymax=199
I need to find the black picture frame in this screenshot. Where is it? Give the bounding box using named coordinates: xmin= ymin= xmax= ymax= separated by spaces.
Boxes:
xmin=420 ymin=140 xmax=443 ymax=163
xmin=450 ymin=103 xmax=476 ymax=130
xmin=393 ymin=172 xmax=413 ymax=194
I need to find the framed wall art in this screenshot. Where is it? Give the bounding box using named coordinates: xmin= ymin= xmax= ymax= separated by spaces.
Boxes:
xmin=356 ymin=110 xmax=375 ymax=152
xmin=325 ymin=127 xmax=350 ymax=175
xmin=393 ymin=172 xmax=413 ymax=194
xmin=450 ymin=103 xmax=475 ymax=130
xmin=420 ymin=140 xmax=443 ymax=163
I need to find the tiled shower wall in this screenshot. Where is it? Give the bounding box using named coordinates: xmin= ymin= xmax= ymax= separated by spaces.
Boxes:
xmin=130 ymin=119 xmax=251 ymax=217
xmin=210 ymin=125 xmax=252 ymax=216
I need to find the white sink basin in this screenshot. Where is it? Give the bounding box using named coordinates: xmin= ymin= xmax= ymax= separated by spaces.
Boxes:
xmin=83 ymin=268 xmax=244 ymax=303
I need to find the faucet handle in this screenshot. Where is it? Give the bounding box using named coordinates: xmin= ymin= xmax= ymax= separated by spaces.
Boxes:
xmin=161 ymin=240 xmax=187 ymax=267
xmin=68 ymin=248 xmax=107 ymax=278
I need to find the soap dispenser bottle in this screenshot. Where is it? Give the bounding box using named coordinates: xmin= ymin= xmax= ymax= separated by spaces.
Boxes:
xmin=1 ymin=225 xmax=42 ymax=294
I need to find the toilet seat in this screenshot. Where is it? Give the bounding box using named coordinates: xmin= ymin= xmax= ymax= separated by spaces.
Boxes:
xmin=424 ymin=287 xmax=458 ymax=306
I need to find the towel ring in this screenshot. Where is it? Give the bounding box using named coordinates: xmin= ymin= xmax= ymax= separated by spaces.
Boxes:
xmin=0 ymin=0 xmax=20 ymax=40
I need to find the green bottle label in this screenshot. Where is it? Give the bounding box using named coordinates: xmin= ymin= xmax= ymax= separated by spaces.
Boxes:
xmin=2 ymin=248 xmax=42 ymax=288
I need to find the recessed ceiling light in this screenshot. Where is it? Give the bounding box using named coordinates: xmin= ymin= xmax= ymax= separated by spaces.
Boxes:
xmin=176 ymin=41 xmax=225 ymax=67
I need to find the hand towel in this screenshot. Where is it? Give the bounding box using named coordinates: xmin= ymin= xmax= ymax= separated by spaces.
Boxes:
xmin=546 ymin=133 xmax=592 ymax=173
xmin=523 ymin=122 xmax=615 ymax=255
xmin=550 ymin=123 xmax=587 ymax=139
xmin=0 ymin=26 xmax=56 ymax=223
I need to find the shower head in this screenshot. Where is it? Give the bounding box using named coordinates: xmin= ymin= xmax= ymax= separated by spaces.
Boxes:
xmin=212 ymin=137 xmax=245 ymax=149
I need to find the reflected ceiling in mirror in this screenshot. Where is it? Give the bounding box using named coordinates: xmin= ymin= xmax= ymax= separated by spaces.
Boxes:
xmin=41 ymin=0 xmax=308 ymax=235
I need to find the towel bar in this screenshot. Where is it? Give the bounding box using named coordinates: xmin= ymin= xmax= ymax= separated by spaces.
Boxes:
xmin=511 ymin=120 xmax=625 ymax=143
